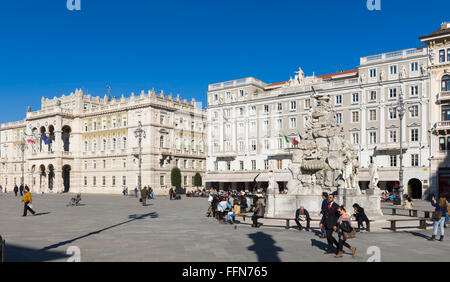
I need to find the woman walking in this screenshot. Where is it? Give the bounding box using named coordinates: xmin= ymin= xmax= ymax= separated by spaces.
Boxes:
xmin=21 ymin=187 xmax=36 ymax=217
xmin=336 ymin=205 xmax=356 ymax=258
xmin=429 ymin=196 xmax=448 ymax=241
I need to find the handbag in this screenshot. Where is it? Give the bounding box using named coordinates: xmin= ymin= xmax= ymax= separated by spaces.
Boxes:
xmin=432 ymin=211 xmax=442 ymax=221
xmin=343 ymin=229 xmax=356 ymax=240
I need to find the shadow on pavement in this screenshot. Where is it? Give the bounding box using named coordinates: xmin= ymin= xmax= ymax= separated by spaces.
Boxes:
xmin=311 ymin=238 xmax=328 ymax=252
xmin=40 ymin=212 xmax=159 ymax=252
xmin=5 ymin=244 xmax=70 ymax=262
xmin=247 ymin=231 xmax=283 ymax=262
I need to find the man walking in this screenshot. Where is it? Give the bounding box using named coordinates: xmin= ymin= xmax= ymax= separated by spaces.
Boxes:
xmin=318 ymin=192 xmax=329 ymax=238
xmin=320 ymin=194 xmax=339 ymax=254
xmin=13 ymin=185 xmax=19 ymax=197
xmin=169 ymin=187 xmax=174 ymax=200
xmin=19 ymin=184 xmax=24 ymax=196
xmin=295 ymin=206 xmax=311 ymax=231
xmin=141 ymin=187 xmax=147 ymax=206
xmin=21 ymin=187 xmax=36 ymax=217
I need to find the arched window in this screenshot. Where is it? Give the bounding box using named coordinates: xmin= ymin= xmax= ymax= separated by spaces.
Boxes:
xmin=92 ymin=140 xmax=97 ymax=152
xmin=122 ymin=137 xmax=127 ymax=149
xmin=442 ymin=75 xmax=450 ymax=92
xmin=103 ymin=139 xmax=107 ymax=151
xmin=84 ymin=141 xmax=89 ymax=152
xmin=112 ymin=138 xmax=117 ymax=150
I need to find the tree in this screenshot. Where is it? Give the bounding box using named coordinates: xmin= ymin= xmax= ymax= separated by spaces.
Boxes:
xmin=194 ymin=172 xmax=203 ymax=188
xmin=171 ymin=167 xmax=181 ymax=188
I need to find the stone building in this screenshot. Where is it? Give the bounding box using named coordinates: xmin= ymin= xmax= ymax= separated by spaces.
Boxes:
xmin=206 ymin=43 xmax=432 ymax=199
xmin=0 ymin=89 xmax=206 ymax=195
xmin=421 ymin=22 xmax=450 ymax=199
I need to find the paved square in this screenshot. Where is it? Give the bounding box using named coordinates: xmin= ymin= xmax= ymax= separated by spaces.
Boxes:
xmin=0 ymin=193 xmax=449 ymax=262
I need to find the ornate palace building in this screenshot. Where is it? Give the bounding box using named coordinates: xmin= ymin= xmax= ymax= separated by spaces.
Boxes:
xmin=421 ymin=22 xmax=450 ymax=199
xmin=0 ymin=89 xmax=206 ymax=194
xmin=205 ymin=23 xmax=450 ymax=199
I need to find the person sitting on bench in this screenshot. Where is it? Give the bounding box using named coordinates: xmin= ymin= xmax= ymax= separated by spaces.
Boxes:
xmin=353 ymin=203 xmax=370 ymax=232
xmin=295 ymin=206 xmax=311 ymax=231
xmin=251 ymin=200 xmax=265 ymax=228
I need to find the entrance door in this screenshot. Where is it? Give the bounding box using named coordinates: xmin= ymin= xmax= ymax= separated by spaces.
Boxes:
xmin=439 ymin=173 xmax=450 ymax=199
xmin=408 ymin=179 xmax=422 ymax=199
xmin=63 ymin=165 xmax=71 ymax=193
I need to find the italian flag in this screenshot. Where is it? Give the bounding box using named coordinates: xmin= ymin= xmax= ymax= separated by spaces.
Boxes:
xmin=284 ymin=136 xmax=299 ymax=146
xmin=24 ymin=131 xmax=36 ymax=144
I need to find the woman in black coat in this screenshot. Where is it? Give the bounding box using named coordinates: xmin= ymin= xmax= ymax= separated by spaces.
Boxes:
xmin=336 ymin=205 xmax=356 ymax=258
xmin=353 ymin=203 xmax=370 ymax=232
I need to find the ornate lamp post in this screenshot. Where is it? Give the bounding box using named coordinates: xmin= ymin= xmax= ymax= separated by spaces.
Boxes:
xmin=390 ymin=89 xmax=415 ymax=206
xmin=19 ymin=141 xmax=26 ymax=187
xmin=134 ymin=121 xmax=146 ymax=192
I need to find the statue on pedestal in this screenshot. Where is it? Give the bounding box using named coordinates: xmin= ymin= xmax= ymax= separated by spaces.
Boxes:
xmin=369 ymin=159 xmax=380 ymax=190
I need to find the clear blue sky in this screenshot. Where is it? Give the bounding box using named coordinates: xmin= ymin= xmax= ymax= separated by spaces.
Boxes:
xmin=0 ymin=0 xmax=448 ymax=123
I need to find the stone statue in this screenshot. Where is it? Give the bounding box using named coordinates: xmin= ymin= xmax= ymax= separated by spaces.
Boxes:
xmin=369 ymin=160 xmax=379 ymax=189
xmin=268 ymin=170 xmax=278 ymax=194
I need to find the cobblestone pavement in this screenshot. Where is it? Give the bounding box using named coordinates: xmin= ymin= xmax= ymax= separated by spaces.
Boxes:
xmin=0 ymin=193 xmax=448 ymax=262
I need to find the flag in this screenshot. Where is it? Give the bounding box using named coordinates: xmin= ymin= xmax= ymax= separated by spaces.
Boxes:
xmin=27 ymin=139 xmax=36 ymax=144
xmin=298 ymin=133 xmax=303 ymax=141
xmin=333 ymin=110 xmax=337 ymax=114
xmin=41 ymin=133 xmax=51 ymax=145
xmin=284 ymin=136 xmax=290 ymax=143
xmin=291 ymin=138 xmax=299 ymax=146
xmin=32 ymin=130 xmax=42 ymax=151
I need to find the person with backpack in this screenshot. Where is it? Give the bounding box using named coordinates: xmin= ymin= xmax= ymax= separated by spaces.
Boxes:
xmin=429 ymin=196 xmax=448 ymax=242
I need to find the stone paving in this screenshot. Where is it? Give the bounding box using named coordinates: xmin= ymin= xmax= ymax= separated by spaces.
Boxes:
xmin=0 ymin=193 xmax=449 ymax=262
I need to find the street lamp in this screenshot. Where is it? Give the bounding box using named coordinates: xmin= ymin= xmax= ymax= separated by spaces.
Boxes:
xmin=19 ymin=141 xmax=26 ymax=187
xmin=389 ymin=89 xmax=415 ymax=206
xmin=134 ymin=121 xmax=146 ymax=192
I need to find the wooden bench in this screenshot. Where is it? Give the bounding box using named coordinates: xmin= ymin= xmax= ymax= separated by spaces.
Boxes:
xmin=387 ymin=218 xmax=427 ymax=232
xmin=237 ymin=214 xmax=320 ymax=230
xmin=386 ymin=207 xmax=419 ymax=217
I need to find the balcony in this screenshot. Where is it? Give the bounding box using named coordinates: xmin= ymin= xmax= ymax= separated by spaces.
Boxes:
xmin=267 ymin=149 xmax=292 ymax=157
xmin=213 ymin=151 xmax=237 ymax=158
xmin=436 ymin=121 xmax=450 ymax=132
xmin=375 ymin=143 xmax=409 ymax=152
xmin=437 ymin=91 xmax=450 ymax=102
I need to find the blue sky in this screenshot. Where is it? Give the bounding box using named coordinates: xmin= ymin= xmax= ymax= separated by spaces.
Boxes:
xmin=0 ymin=0 xmax=448 ymax=123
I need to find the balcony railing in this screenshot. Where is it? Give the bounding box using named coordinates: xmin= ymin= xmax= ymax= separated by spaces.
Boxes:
xmin=438 ymin=91 xmax=450 ymax=101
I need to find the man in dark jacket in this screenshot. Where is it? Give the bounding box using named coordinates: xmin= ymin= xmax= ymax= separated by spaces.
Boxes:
xmin=319 ymin=192 xmax=329 ymax=238
xmin=19 ymin=184 xmax=24 ymax=196
xmin=169 ymin=188 xmax=174 ymax=200
xmin=295 ymin=206 xmax=311 ymax=231
xmin=320 ymin=194 xmax=339 ymax=254
xmin=14 ymin=185 xmax=19 ymax=197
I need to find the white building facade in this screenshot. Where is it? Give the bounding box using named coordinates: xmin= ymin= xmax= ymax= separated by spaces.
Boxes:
xmin=0 ymin=89 xmax=206 ymax=195
xmin=206 ymin=39 xmax=435 ymax=199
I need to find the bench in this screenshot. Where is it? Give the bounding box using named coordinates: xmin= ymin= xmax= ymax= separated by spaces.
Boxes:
xmin=386 ymin=207 xmax=419 ymax=217
xmin=387 ymin=218 xmax=427 ymax=232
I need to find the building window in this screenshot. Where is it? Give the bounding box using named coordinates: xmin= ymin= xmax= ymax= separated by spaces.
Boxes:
xmin=277 ymin=103 xmax=283 ymax=112
xmin=369 ymin=131 xmax=377 ymax=144
xmin=389 ymin=88 xmax=397 ymax=99
xmin=411 ymin=154 xmax=419 ymax=167
xmin=352 ymin=93 xmax=359 ymax=103
xmin=123 ymin=176 xmax=126 ymax=186
xmin=93 ymin=176 xmax=97 ymax=186
xmin=352 ymin=111 xmax=359 ymax=123
xmin=442 ymin=75 xmax=450 ymax=92
xmin=264 ymin=160 xmax=269 ymax=170
xmin=239 ymin=89 xmax=244 ymax=97
xmin=336 ymin=113 xmax=342 ymax=124
xmin=226 ymin=161 xmax=231 ymax=171
xmin=389 ymin=108 xmax=397 ymax=119
xmin=263 ymin=120 xmax=269 ymax=132
xmin=410 ymin=105 xmax=419 ymax=118
xmin=103 ymin=160 xmax=106 ymax=169
xmin=264 ymin=104 xmax=269 ymax=113
xmin=240 ymin=161 xmax=244 ymax=170
xmin=160 ymin=176 xmax=165 ymax=186
xmin=410 ymin=129 xmax=419 ymax=142
xmin=160 ymin=136 xmax=165 ymax=148
xmin=264 ymin=139 xmax=270 ymax=150
xmin=277 ymin=119 xmax=283 ymax=130
xmin=277 ymin=160 xmax=283 ymax=170
xmin=290 ymin=101 xmax=297 ymax=111
xmin=439 ymin=49 xmax=446 ymax=63
xmin=442 ymin=105 xmax=450 ymax=121
xmin=440 ymin=137 xmax=446 ymax=151
xmin=352 ymin=132 xmax=359 ymax=145
xmin=370 ymin=91 xmax=377 ymax=101
xmin=304 ymin=99 xmax=311 ymax=109
xmin=335 ymin=95 xmax=342 ymax=105
xmin=251 ymin=160 xmax=256 ymax=170
xmin=84 ymin=177 xmax=87 ymax=186
xmin=411 ymin=62 xmax=419 ymax=72
xmin=112 ymin=176 xmax=116 ymax=186
xmin=251 ymin=140 xmax=257 ymax=151
xmin=369 ymin=68 xmax=377 ymax=78
xmin=389 ymin=65 xmax=397 ymax=75
xmin=290 ymin=117 xmax=297 ymax=128
xmin=411 ymin=85 xmax=419 ymax=96
xmin=389 ymin=130 xmax=397 ymax=143
xmin=369 ymin=109 xmax=377 ymax=121
xmin=390 ymin=155 xmax=398 ymax=167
